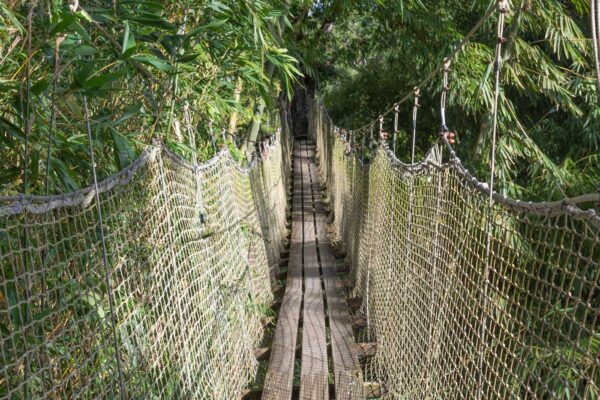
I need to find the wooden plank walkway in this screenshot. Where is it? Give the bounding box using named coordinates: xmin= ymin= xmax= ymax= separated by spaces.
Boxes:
xmin=262 ymin=138 xmax=364 ymax=400
xmin=262 ymin=143 xmax=305 ymax=399
xmin=300 ymin=143 xmax=329 ymax=400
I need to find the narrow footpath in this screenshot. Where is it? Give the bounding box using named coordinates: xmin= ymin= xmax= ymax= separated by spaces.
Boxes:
xmin=261 ymin=138 xmax=365 ymax=400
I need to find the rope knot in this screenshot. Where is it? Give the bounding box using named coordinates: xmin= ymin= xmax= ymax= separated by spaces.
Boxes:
xmin=443 ymin=58 xmax=452 ymax=72
xmin=440 ymin=131 xmax=456 ymax=145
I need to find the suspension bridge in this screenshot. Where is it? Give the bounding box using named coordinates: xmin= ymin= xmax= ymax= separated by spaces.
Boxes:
xmin=1 ymin=98 xmax=599 ymax=399
xmin=2 ymin=2 xmax=600 ymax=399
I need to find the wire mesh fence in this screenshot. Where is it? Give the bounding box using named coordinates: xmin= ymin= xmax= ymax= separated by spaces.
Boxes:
xmin=0 ymin=129 xmax=290 ymax=398
xmin=313 ymin=102 xmax=600 ymax=399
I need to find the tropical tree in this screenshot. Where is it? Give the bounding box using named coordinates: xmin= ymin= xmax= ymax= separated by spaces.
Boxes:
xmin=319 ymin=0 xmax=599 ymax=201
xmin=0 ymin=0 xmax=300 ymax=195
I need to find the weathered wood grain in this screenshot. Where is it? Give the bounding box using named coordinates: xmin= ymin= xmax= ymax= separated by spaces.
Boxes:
xmin=308 ymin=144 xmax=365 ymax=400
xmin=262 ymin=142 xmax=305 ymax=400
xmin=262 ymin=140 xmax=364 ymax=400
xmin=299 ymin=143 xmax=329 ymax=400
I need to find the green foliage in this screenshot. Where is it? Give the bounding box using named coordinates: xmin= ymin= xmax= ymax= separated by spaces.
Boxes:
xmin=1 ymin=0 xmax=599 ymax=398
xmin=0 ymin=0 xmax=300 ymax=195
xmin=319 ymin=0 xmax=600 ymax=201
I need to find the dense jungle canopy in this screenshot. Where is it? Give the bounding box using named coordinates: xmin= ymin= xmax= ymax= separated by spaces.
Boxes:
xmin=0 ymin=0 xmax=599 ymax=201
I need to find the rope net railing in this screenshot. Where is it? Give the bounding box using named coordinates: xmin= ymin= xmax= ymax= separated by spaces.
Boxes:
xmin=0 ymin=124 xmax=291 ymax=398
xmin=312 ymin=102 xmax=600 ymax=399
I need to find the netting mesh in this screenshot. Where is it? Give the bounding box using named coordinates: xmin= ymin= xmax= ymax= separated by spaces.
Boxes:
xmin=0 ymin=131 xmax=290 ymax=398
xmin=314 ymin=103 xmax=600 ymax=399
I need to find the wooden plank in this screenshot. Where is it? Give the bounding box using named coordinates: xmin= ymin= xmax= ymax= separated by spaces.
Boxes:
xmin=262 ymin=142 xmax=305 ymax=400
xmin=300 ymin=141 xmax=329 ymax=400
xmin=263 ymin=140 xmax=363 ymax=399
xmin=307 ymin=143 xmax=365 ymax=400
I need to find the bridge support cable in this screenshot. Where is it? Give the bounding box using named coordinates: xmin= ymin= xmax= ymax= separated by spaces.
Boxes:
xmin=411 ymin=88 xmax=420 ymax=164
xmin=392 ymin=104 xmax=399 ymax=155
xmin=340 ymin=0 xmax=497 ymax=138
xmin=478 ymin=2 xmax=507 ymax=398
xmin=83 ymin=95 xmax=127 ymax=399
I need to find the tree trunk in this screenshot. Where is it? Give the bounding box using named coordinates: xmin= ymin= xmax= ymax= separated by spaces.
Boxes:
xmin=228 ymin=77 xmax=243 ymax=135
xmin=241 ymin=64 xmax=275 ymax=158
xmin=241 ymin=1 xmax=295 ymax=158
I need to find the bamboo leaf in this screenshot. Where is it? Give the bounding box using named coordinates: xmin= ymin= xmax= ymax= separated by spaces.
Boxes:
xmin=111 ymin=128 xmax=136 ymax=169
xmin=130 ymin=55 xmax=172 ymax=71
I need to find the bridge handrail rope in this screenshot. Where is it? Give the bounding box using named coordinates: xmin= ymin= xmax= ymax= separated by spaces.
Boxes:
xmin=336 ymin=123 xmax=600 ymax=219
xmin=378 ymin=131 xmax=600 ymax=217
xmin=0 ymin=135 xmax=280 ymax=214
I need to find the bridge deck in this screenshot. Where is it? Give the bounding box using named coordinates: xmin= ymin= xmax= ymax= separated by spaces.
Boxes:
xmin=262 ymin=139 xmax=364 ymax=400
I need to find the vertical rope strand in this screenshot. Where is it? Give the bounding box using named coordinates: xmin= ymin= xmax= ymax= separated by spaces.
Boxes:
xmin=369 ymin=125 xmax=374 ymax=157
xmin=488 ymin=2 xmax=507 ymax=205
xmin=83 ymin=96 xmax=126 ymax=400
xmin=361 ymin=130 xmax=366 ymax=162
xmin=22 ymin=2 xmax=36 ymax=195
xmin=184 ymin=102 xmax=206 ymax=225
xmin=440 ymin=58 xmax=451 ymax=134
xmin=411 ymin=88 xmax=420 ymax=164
xmin=208 ymin=119 xmax=217 ymax=153
xmin=45 ymin=37 xmax=62 ymax=196
xmin=393 ymin=104 xmax=399 ymax=155
xmin=478 ymin=2 xmax=507 ymax=398
xmin=184 ymin=102 xmax=197 ymax=165
xmin=440 ymin=59 xmax=456 ymax=147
